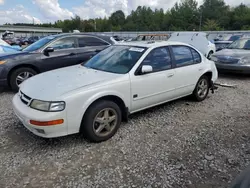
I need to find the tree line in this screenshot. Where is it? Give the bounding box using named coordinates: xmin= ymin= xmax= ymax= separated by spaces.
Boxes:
xmin=7 ymin=0 xmax=250 ymax=32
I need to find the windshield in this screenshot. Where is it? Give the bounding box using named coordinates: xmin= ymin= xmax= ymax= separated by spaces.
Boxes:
xmin=228 ymin=35 xmax=241 ymax=42
xmin=23 ymin=36 xmax=56 ymax=52
xmin=227 ymin=39 xmax=250 ymax=50
xmin=83 ymin=45 xmax=147 ymax=74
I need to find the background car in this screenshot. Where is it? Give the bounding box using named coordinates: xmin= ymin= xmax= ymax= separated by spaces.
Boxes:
xmin=0 ymin=38 xmax=22 ymax=51
xmin=132 ymin=34 xmax=170 ymax=41
xmin=28 ymin=36 xmax=41 ymax=44
xmin=17 ymin=37 xmax=30 ymax=46
xmin=0 ymin=33 xmax=116 ymax=91
xmin=12 ymin=41 xmax=218 ymax=142
xmin=214 ymin=34 xmax=243 ymax=51
xmin=211 ymin=38 xmax=250 ymax=74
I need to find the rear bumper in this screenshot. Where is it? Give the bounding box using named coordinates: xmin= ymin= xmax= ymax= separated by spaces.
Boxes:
xmin=215 ymin=63 xmax=250 ymax=74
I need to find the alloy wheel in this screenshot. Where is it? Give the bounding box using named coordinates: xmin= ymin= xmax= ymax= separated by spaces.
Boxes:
xmin=197 ymin=79 xmax=208 ymax=98
xmin=93 ymin=108 xmax=118 ymax=137
xmin=16 ymin=72 xmax=34 ymax=86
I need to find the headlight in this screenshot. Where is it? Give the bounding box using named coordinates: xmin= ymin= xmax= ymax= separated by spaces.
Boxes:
xmin=30 ymin=99 xmax=65 ymax=112
xmin=238 ymin=57 xmax=250 ymax=65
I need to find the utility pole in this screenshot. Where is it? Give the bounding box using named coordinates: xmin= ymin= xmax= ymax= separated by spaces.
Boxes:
xmin=199 ymin=11 xmax=202 ymax=31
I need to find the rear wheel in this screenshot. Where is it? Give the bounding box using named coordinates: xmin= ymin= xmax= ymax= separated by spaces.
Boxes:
xmin=9 ymin=67 xmax=37 ymax=92
xmin=81 ymin=100 xmax=122 ymax=142
xmin=193 ymin=76 xmax=209 ymax=101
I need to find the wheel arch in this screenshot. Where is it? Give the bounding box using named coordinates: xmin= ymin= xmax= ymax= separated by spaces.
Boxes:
xmin=80 ymin=94 xmax=129 ymax=132
xmin=200 ymin=71 xmax=213 ymax=87
xmin=7 ymin=64 xmax=40 ymax=86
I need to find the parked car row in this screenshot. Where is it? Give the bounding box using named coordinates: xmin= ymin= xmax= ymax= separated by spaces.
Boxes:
xmin=3 ymin=35 xmax=46 ymax=46
xmin=125 ymin=32 xmax=216 ymax=59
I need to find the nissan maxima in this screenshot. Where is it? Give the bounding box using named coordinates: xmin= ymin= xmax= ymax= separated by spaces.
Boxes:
xmin=13 ymin=41 xmax=218 ymax=142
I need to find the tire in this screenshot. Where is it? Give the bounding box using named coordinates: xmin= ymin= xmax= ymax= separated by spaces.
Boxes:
xmin=207 ymin=51 xmax=213 ymax=60
xmin=81 ymin=100 xmax=122 ymax=142
xmin=9 ymin=67 xmax=37 ymax=92
xmin=192 ymin=75 xmax=209 ymax=102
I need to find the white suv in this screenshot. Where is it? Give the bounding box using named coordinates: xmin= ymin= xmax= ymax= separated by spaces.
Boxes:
xmin=13 ymin=41 xmax=218 ymax=142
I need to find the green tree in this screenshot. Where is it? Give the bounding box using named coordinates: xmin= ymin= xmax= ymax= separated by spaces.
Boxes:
xmin=203 ymin=19 xmax=220 ymax=30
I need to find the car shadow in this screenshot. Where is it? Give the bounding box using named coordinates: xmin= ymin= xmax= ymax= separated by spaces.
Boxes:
xmin=0 ymin=87 xmax=13 ymax=94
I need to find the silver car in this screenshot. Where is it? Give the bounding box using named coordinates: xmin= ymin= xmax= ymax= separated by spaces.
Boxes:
xmin=211 ymin=38 xmax=250 ymax=74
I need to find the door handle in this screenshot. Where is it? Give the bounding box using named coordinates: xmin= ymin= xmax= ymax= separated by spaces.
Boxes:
xmin=167 ymin=73 xmax=174 ymax=78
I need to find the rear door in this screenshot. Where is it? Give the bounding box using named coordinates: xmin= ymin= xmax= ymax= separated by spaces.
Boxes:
xmin=170 ymin=45 xmax=203 ymax=96
xmin=40 ymin=36 xmax=79 ymax=72
xmin=74 ymin=36 xmax=111 ymax=64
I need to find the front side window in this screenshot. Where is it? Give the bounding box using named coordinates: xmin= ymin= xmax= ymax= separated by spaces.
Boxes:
xmin=23 ymin=36 xmax=56 ymax=52
xmin=83 ymin=45 xmax=146 ymax=74
xmin=48 ymin=37 xmax=76 ymax=50
xmin=141 ymin=47 xmax=172 ymax=72
xmin=172 ymin=46 xmax=194 ymax=67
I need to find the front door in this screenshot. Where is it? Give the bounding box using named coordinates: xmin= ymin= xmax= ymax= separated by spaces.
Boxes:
xmin=40 ymin=37 xmax=79 ymax=72
xmin=130 ymin=46 xmax=176 ymax=112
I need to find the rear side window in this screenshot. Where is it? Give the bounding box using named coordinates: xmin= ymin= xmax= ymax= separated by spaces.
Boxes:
xmin=78 ymin=37 xmax=109 ymax=47
xmin=172 ymin=46 xmax=200 ymax=67
xmin=191 ymin=48 xmax=201 ymax=63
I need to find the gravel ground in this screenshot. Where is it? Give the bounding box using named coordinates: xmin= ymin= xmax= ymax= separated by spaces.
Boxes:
xmin=0 ymin=74 xmax=250 ymax=188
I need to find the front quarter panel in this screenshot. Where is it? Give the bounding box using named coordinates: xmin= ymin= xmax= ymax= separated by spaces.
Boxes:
xmin=63 ymin=77 xmax=131 ymax=134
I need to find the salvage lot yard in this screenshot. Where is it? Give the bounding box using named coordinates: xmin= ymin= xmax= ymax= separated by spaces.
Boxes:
xmin=0 ymin=75 xmax=250 ymax=188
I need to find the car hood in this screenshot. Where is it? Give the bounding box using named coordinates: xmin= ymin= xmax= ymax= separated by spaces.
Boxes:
xmin=20 ymin=65 xmax=122 ymax=101
xmin=0 ymin=51 xmax=29 ymax=59
xmin=214 ymin=49 xmax=250 ymax=58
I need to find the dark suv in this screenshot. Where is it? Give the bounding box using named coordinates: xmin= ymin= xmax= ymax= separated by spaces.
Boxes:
xmin=0 ymin=33 xmax=116 ymax=91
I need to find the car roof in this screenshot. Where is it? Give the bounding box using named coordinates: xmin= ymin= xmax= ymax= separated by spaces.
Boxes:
xmin=48 ymin=33 xmax=114 ymax=44
xmin=115 ymin=41 xmax=191 ymax=48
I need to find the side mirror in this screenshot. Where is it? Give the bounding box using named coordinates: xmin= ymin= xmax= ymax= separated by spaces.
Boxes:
xmin=44 ymin=47 xmax=54 ymax=54
xmin=141 ymin=65 xmax=153 ymax=74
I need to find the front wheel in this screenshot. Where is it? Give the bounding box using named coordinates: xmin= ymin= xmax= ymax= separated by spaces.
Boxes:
xmin=9 ymin=67 xmax=37 ymax=92
xmin=193 ymin=76 xmax=209 ymax=102
xmin=81 ymin=100 xmax=122 ymax=142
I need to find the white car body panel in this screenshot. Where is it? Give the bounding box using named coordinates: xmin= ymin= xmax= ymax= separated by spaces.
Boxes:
xmin=13 ymin=41 xmax=218 ymax=138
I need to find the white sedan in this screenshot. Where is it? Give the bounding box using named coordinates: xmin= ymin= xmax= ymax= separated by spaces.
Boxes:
xmin=12 ymin=41 xmax=218 ymax=142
